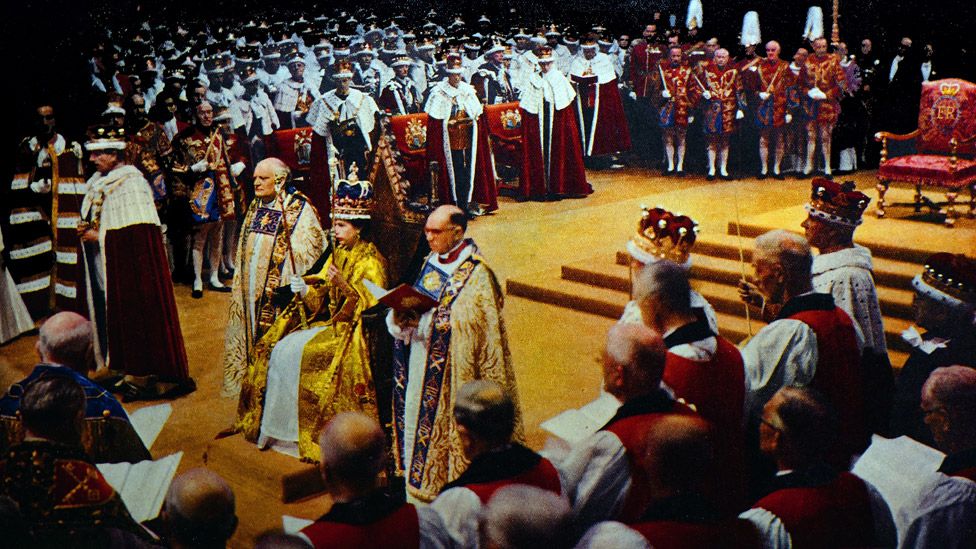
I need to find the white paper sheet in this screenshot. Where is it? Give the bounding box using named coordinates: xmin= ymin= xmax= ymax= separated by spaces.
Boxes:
xmin=540 ymin=391 xmax=621 ymax=446
xmin=128 ymin=403 xmax=172 ymax=450
xmin=852 ymin=435 xmax=946 ymax=540
xmin=282 ymin=515 xmax=314 ymax=535
xmin=97 ymin=451 xmax=183 ymax=522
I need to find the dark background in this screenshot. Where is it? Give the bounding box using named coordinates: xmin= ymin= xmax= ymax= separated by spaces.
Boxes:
xmin=3 ymin=0 xmax=974 ymax=169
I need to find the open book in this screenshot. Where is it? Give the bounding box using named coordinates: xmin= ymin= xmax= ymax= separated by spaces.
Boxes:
xmin=363 ymin=279 xmax=438 ymax=315
xmin=540 ymin=391 xmax=622 ymax=460
xmin=97 ymin=452 xmax=183 ymax=523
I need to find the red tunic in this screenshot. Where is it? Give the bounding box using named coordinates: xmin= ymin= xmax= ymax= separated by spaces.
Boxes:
xmin=300 ymin=502 xmax=420 ymax=549
xmin=782 ymin=294 xmax=868 ymax=463
xmin=752 ymin=59 xmax=791 ymax=128
xmin=655 ymin=62 xmax=698 ymax=128
xmin=699 ymin=61 xmax=744 ymax=136
xmin=519 ymin=107 xmax=590 ymax=200
xmin=664 ymin=335 xmax=746 ymax=513
xmin=752 ymin=472 xmax=877 ymax=549
xmin=602 ymin=394 xmax=698 ymax=522
xmin=804 ymin=54 xmax=847 ymax=125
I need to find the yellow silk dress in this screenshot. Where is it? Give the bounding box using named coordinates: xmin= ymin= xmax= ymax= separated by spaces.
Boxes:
xmin=235 ymin=238 xmax=387 ymax=461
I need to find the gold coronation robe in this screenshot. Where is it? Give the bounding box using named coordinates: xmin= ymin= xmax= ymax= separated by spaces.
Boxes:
xmin=222 ymin=191 xmax=325 ymax=397
xmin=236 ymin=238 xmax=386 ymax=461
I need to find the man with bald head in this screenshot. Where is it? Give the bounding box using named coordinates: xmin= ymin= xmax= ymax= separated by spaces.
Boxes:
xmin=0 ymin=312 xmax=150 ymax=463
xmin=222 ymin=157 xmax=326 ymax=398
xmin=554 ymin=323 xmax=698 ymax=534
xmin=387 ymin=205 xmax=521 ymax=503
xmin=298 ymin=412 xmax=450 ymax=548
xmin=162 ymin=468 xmax=238 ymax=548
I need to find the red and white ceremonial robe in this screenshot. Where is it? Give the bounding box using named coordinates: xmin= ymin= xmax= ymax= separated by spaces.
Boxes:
xmin=518 ymin=69 xmax=591 ymax=200
xmin=569 ymin=53 xmax=632 ymax=157
xmin=423 ymin=80 xmax=498 ymax=212
xmin=80 ymin=164 xmax=190 ymax=382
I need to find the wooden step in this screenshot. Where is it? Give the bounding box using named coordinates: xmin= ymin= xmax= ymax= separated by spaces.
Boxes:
xmin=730 ymin=221 xmax=933 ymax=264
xmin=204 ymin=432 xmax=325 ymax=503
xmin=507 ymin=271 xmax=628 ymax=320
xmin=620 ymin=232 xmax=922 ymax=292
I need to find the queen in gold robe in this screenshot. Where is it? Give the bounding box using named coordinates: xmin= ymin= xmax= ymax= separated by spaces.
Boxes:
xmin=235 ymin=175 xmax=386 ymax=462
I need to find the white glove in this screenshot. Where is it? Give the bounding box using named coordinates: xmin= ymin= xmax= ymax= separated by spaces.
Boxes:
xmin=749 ymin=66 xmax=758 ymax=72
xmin=785 ymin=113 xmax=794 ymax=124
xmin=30 ymin=179 xmax=52 ymax=194
xmin=736 ymin=109 xmax=745 ymax=120
xmin=231 ymin=162 xmax=246 ymax=177
xmin=688 ymin=115 xmax=695 ymax=124
xmin=759 ymin=91 xmax=770 ymax=101
xmin=629 ymin=90 xmax=637 ymax=100
xmin=191 ymin=159 xmax=209 ymax=173
xmin=702 ymin=91 xmax=712 ymax=100
xmin=808 ymin=87 xmax=827 ymax=100
xmin=662 ymin=89 xmax=672 ymax=99
xmin=290 ymin=275 xmax=308 ymax=297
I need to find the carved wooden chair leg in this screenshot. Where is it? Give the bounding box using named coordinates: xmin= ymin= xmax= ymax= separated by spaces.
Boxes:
xmin=875 ymin=180 xmax=890 ymax=218
xmin=944 ymin=191 xmax=958 ymax=227
xmin=914 ymin=184 xmax=923 ymax=213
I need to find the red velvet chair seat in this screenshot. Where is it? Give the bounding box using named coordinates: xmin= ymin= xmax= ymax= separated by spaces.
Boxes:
xmin=878 ymin=154 xmax=976 ymax=189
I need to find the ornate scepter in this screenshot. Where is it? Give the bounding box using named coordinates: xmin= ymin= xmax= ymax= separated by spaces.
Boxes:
xmin=276 ymin=173 xmax=309 ymax=330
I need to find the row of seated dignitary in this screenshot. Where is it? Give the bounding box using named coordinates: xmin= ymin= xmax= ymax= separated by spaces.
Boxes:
xmin=0 ymin=312 xmax=149 ymax=464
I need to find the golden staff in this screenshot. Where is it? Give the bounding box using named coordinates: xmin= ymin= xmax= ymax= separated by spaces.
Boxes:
xmin=733 ymin=185 xmax=753 ymax=337
xmin=276 ymin=179 xmax=309 ymax=330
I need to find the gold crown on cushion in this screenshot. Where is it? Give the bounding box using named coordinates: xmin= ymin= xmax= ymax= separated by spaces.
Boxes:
xmin=913 ymin=252 xmax=976 ymax=306
xmin=85 ymin=124 xmax=128 ymax=151
xmin=333 ymin=166 xmax=374 ymax=220
xmin=627 ymin=205 xmax=699 ymax=267
xmin=805 ymin=178 xmax=870 ymax=227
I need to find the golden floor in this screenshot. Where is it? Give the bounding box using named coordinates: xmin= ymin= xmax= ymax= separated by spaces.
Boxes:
xmin=1 ymin=168 xmax=972 ymax=547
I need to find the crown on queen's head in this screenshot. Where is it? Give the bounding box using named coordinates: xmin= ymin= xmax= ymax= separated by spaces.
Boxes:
xmin=333 ymin=166 xmax=374 ymax=221
xmin=628 ymin=206 xmax=699 ymax=267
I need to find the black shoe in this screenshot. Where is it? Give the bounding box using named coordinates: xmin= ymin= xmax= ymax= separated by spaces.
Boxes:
xmin=219 ymin=268 xmax=235 ymax=280
xmin=192 ymin=289 xmax=203 ymax=299
xmin=721 ymin=174 xmax=734 ymax=181
xmin=706 ymin=173 xmax=716 ymax=181
xmin=664 ymin=168 xmax=675 ymax=175
xmin=773 ymin=172 xmax=785 ymax=180
xmin=208 ymin=282 xmax=232 ymax=293
xmin=160 ymin=378 xmax=197 ymax=399
xmin=757 ymin=172 xmax=767 ymax=180
xmin=675 ymin=170 xmax=685 ymax=177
